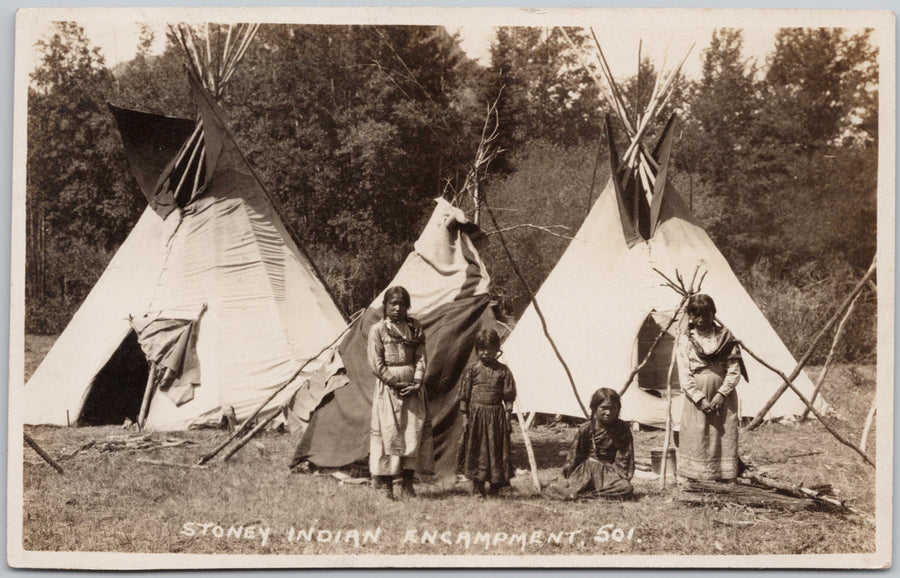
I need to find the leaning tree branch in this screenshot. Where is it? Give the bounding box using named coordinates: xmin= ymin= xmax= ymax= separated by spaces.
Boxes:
xmin=483 ymin=201 xmax=590 ymax=418
xmin=737 ymin=339 xmax=874 ymax=468
xmin=746 ymin=256 xmax=876 ymax=430
xmin=799 ymin=287 xmax=864 ymax=420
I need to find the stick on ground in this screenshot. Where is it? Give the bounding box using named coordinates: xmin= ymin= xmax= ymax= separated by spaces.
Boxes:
xmin=24 ymin=432 xmax=64 ymax=474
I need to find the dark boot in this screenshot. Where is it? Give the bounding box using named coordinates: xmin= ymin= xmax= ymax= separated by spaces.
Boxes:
xmin=398 ymin=469 xmax=416 ymax=499
xmin=373 ymin=476 xmax=394 ymax=500
xmin=471 ymin=480 xmax=486 ymax=498
xmin=487 ymin=484 xmax=500 ymax=498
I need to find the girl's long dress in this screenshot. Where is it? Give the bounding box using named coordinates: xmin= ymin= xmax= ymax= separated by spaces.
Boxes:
xmin=676 ymin=325 xmax=744 ymax=481
xmin=456 ymin=360 xmax=516 ymax=486
xmin=547 ymin=420 xmax=634 ymax=500
xmin=368 ymin=317 xmax=434 ymax=477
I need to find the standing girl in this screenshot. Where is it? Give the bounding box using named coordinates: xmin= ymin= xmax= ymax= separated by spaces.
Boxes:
xmin=676 ymin=293 xmax=746 ymax=482
xmin=368 ymin=286 xmax=434 ymax=499
xmin=457 ymin=328 xmax=517 ymax=497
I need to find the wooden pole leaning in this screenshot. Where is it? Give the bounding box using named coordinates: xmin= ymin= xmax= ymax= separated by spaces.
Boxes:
xmin=222 ymin=409 xmax=282 ymax=462
xmin=482 ymin=201 xmax=590 ymax=418
xmin=799 ymin=289 xmax=863 ymax=421
xmin=138 ymin=361 xmax=158 ymax=430
xmin=659 ymin=310 xmax=685 ymax=489
xmin=514 ymin=400 xmax=542 ymax=492
xmin=197 ymin=319 xmax=358 ymax=465
xmin=24 ymin=432 xmax=64 ymax=474
xmin=746 ymin=257 xmax=876 ymax=430
xmin=860 ymin=395 xmax=877 ymax=451
xmin=737 ymin=340 xmax=874 ymax=468
xmin=618 ymin=294 xmax=689 ymax=397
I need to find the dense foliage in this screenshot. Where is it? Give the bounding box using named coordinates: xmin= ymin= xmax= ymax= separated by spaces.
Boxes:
xmin=25 ymin=23 xmax=878 ymax=362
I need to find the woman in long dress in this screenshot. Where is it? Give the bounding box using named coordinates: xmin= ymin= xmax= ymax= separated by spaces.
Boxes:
xmin=368 ymin=286 xmax=434 ymax=499
xmin=676 ymin=293 xmax=746 ymax=482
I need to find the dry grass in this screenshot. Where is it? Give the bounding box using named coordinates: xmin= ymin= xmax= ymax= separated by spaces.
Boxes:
xmin=20 ymin=336 xmax=878 ymax=559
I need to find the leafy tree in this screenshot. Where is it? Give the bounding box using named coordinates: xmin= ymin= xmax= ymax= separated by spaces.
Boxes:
xmin=27 ymin=22 xmax=137 ymax=331
xmin=488 ymin=27 xmax=603 ymax=151
xmin=216 ymin=24 xmax=490 ymax=311
xmin=764 ymin=28 xmax=879 ymax=149
xmin=679 ymin=30 xmax=759 ymax=189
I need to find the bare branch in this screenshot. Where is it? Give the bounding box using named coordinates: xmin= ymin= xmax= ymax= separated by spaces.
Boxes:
xmin=483 ymin=224 xmax=576 ymax=241
xmin=737 ymin=339 xmax=874 ymax=468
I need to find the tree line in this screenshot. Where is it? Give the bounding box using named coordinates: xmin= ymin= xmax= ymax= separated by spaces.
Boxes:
xmin=26 ymin=23 xmax=878 ymax=363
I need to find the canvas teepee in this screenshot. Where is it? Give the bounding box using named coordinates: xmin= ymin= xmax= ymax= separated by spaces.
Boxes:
xmin=25 ymin=25 xmax=347 ymax=430
xmin=291 ymin=198 xmax=496 ymax=475
xmin=503 ymin=35 xmax=823 ymax=426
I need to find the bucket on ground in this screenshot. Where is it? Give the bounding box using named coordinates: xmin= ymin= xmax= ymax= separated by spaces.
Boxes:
xmin=650 ymin=447 xmax=677 ymax=476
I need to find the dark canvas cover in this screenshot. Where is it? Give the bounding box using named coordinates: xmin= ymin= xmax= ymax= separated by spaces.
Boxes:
xmin=108 ymin=105 xmax=196 ymax=219
xmin=292 ymin=294 xmax=495 ymax=476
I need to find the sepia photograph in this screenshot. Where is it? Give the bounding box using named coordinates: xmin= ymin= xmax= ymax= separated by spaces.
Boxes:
xmin=8 ymin=6 xmax=894 ymax=569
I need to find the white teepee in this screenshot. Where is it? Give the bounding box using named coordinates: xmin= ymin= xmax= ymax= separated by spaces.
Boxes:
xmin=502 ymin=171 xmax=823 ymax=425
xmin=25 ymin=26 xmax=346 ymax=430
xmin=504 ymin=32 xmax=823 ymax=426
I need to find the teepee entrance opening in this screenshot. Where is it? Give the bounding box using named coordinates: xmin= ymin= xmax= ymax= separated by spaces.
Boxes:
xmin=78 ymin=331 xmax=149 ymax=425
xmin=635 ymin=312 xmax=680 ymax=394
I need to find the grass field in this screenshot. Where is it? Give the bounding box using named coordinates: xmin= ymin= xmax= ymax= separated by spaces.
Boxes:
xmin=19 ymin=336 xmax=879 ymax=560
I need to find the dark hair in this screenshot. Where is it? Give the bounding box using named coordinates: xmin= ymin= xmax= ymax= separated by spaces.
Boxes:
xmin=687 ymin=293 xmax=716 ymax=317
xmin=589 ymin=387 xmax=621 ymax=415
xmin=475 ymin=328 xmax=501 ymax=351
xmin=382 ymin=286 xmax=411 ymax=316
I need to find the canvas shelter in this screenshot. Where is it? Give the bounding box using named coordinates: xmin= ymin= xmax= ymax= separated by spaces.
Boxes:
xmin=291 ymin=198 xmax=496 ymax=475
xmin=25 ymin=71 xmax=347 ymax=431
xmin=502 ymin=115 xmax=824 ymax=427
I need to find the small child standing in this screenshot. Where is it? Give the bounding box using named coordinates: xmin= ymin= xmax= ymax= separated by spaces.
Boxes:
xmin=457 ymin=328 xmax=517 ymax=497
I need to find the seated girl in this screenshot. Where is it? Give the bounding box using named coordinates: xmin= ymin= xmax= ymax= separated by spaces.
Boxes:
xmin=545 ymin=388 xmax=634 ymax=500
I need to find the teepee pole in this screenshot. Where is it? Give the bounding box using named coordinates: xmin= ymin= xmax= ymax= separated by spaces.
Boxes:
xmin=746 ymin=257 xmax=876 ymax=430
xmin=197 ymin=318 xmax=358 ymax=465
xmin=173 ymin=138 xmax=203 ymax=200
xmin=482 ymin=201 xmax=589 ymax=418
xmin=799 ymin=288 xmax=863 ymax=421
xmin=737 ymin=339 xmax=874 ymax=467
xmin=170 ymin=119 xmax=203 ymax=175
xmin=659 ymin=311 xmax=684 ymax=489
xmin=190 ymin=145 xmax=206 ymax=199
xmin=138 ymin=361 xmax=157 ymax=430
xmin=514 ymin=400 xmax=542 ymax=492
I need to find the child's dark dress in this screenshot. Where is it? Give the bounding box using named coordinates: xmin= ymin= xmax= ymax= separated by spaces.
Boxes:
xmin=547 ymin=419 xmax=635 ymax=500
xmin=456 ymin=358 xmax=516 ymax=486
